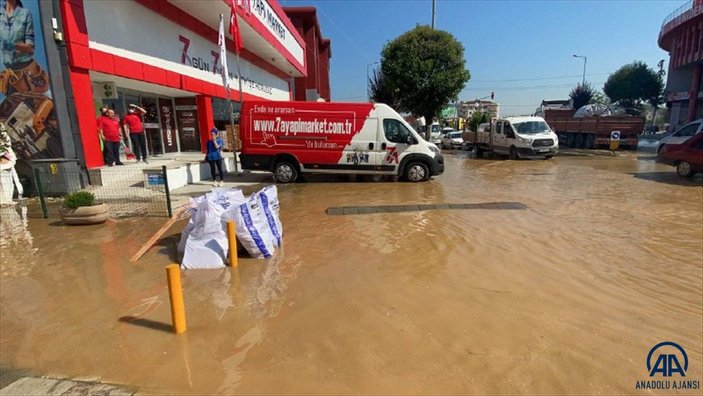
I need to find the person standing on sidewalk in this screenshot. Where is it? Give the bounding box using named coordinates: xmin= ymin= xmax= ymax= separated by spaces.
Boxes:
xmin=122 ymin=104 xmax=148 ymax=163
xmin=97 ymin=107 xmax=124 ymax=166
xmin=206 ymin=128 xmax=224 ymax=186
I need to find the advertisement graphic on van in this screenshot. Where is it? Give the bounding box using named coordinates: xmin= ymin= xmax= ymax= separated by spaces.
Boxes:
xmin=240 ymin=101 xmax=444 ymax=183
xmin=245 ymin=102 xmax=374 ymax=165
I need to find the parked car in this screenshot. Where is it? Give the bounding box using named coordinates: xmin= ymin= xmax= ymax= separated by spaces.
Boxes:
xmin=657 ymin=133 xmax=703 ymax=178
xmin=441 ymin=131 xmax=463 ymax=149
xmin=657 ymin=119 xmax=703 ymax=155
xmin=429 ymin=130 xmax=443 ymax=145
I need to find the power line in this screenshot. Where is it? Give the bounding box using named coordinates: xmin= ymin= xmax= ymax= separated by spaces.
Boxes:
xmin=470 ymin=72 xmax=611 ymax=83
xmin=310 ymin=1 xmax=372 ymax=62
xmin=467 ymin=81 xmax=605 ymax=92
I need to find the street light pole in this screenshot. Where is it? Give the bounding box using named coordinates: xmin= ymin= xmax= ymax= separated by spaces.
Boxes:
xmin=572 ymin=54 xmax=587 ymax=86
xmin=366 ymin=61 xmax=379 ymax=102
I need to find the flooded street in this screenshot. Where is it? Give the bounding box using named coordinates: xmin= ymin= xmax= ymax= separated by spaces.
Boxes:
xmin=1 ymin=150 xmax=702 ymax=394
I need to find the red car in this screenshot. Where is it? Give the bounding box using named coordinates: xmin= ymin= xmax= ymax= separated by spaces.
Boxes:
xmin=658 ymin=132 xmax=703 ymax=178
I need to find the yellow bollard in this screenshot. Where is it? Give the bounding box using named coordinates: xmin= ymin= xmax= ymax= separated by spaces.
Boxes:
xmin=227 ymin=220 xmax=238 ymax=268
xmin=166 ymin=264 xmax=187 ymax=334
xmin=609 ymin=140 xmax=620 ymax=151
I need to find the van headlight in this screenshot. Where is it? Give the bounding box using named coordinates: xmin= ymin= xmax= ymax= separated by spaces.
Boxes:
xmin=429 ymin=145 xmax=441 ymax=154
xmin=518 ymin=137 xmax=532 ymax=144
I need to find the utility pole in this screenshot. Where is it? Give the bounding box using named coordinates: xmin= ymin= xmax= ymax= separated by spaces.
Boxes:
xmin=431 ymin=0 xmax=436 ymax=29
xmin=572 ymin=54 xmax=587 ymax=86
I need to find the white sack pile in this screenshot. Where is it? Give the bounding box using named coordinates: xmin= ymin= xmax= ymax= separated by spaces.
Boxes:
xmin=178 ymin=186 xmax=283 ymax=269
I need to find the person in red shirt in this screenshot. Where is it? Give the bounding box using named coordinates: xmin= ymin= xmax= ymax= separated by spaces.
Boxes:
xmin=122 ymin=104 xmax=148 ymax=163
xmin=96 ymin=107 xmax=124 ymax=166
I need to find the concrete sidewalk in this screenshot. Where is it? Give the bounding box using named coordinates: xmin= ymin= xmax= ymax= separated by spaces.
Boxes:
xmin=0 ymin=369 xmax=135 ymax=395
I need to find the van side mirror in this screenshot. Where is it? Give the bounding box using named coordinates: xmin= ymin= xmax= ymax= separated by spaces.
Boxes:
xmin=406 ymin=135 xmax=416 ymax=145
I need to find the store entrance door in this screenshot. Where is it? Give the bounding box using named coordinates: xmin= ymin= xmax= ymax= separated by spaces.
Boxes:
xmin=141 ymin=97 xmax=163 ymax=156
xmin=175 ymin=105 xmax=200 ymax=151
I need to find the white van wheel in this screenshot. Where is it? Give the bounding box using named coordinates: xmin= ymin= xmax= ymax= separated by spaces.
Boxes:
xmin=404 ymin=162 xmax=429 ymax=182
xmin=273 ymin=161 xmax=298 ymax=183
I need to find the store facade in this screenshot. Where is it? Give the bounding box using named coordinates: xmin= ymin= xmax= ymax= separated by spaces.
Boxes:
xmin=59 ymin=0 xmax=311 ymax=168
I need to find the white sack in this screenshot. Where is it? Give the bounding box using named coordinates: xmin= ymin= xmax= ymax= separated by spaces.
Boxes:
xmin=182 ymin=199 xmax=227 ymax=269
xmin=235 ymin=194 xmax=277 ymax=259
xmin=256 ymin=185 xmax=283 ymax=248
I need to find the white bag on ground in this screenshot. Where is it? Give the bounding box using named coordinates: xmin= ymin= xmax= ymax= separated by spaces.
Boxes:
xmin=256 ymin=185 xmax=283 ymax=248
xmin=206 ymin=188 xmax=246 ymax=210
xmin=235 ymin=194 xmax=277 ymax=259
xmin=182 ymin=199 xmax=228 ymax=269
xmin=178 ymin=189 xmax=245 ymax=253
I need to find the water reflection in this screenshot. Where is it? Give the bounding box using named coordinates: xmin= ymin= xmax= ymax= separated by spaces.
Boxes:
xmin=0 ymin=152 xmax=701 ymax=394
xmin=0 ymin=204 xmax=37 ymax=277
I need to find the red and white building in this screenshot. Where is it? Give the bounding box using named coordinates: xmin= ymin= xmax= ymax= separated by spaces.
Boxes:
xmin=58 ymin=0 xmax=331 ymax=168
xmin=658 ymin=0 xmax=703 ymax=127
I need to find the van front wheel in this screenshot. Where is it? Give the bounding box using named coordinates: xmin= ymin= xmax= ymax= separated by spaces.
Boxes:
xmin=273 ymin=161 xmax=298 ymax=183
xmin=404 ymin=162 xmax=429 ymax=182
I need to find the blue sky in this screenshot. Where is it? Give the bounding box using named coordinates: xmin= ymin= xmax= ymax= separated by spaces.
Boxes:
xmin=280 ymin=0 xmax=679 ymax=116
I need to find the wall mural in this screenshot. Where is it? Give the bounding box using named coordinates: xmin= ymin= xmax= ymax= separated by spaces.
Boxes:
xmin=0 ymin=0 xmax=64 ymax=180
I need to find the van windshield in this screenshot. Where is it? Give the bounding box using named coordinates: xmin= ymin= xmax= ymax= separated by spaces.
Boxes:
xmin=512 ymin=121 xmax=551 ymax=134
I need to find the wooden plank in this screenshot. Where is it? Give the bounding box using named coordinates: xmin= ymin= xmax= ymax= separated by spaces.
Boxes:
xmin=129 ymin=206 xmax=188 ymax=263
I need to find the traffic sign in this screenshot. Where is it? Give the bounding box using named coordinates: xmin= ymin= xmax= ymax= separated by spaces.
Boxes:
xmin=610 ymin=130 xmax=621 ymax=151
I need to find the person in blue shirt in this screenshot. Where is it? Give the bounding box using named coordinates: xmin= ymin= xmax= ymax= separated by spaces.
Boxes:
xmin=206 ymin=127 xmax=225 ymax=187
xmin=0 ymin=0 xmax=34 ymax=70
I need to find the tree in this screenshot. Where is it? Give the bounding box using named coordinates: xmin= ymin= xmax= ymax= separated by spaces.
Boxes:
xmin=369 ymin=69 xmax=400 ymax=108
xmin=380 ymin=25 xmax=470 ymax=138
xmin=603 ymin=61 xmax=664 ymax=115
xmin=569 ymin=83 xmax=594 ymax=109
xmin=468 ymin=111 xmax=489 ymax=132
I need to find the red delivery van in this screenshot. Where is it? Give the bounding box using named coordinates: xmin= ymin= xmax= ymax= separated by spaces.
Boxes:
xmin=239 ymin=101 xmax=444 ymax=183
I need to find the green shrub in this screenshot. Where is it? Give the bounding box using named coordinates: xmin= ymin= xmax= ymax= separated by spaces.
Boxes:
xmin=63 ymin=191 xmax=96 ymax=209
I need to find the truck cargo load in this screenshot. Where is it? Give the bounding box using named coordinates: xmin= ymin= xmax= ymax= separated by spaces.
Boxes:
xmin=543 ymin=108 xmax=644 ymax=150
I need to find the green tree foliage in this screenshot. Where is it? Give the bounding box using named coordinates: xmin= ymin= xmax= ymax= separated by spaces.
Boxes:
xmin=569 ymin=83 xmax=594 ymax=109
xmin=381 ymin=26 xmax=470 ymax=135
xmin=369 ymin=69 xmax=399 ymax=108
xmin=603 ymin=61 xmax=664 ymax=114
xmin=468 ymin=111 xmax=489 ymax=132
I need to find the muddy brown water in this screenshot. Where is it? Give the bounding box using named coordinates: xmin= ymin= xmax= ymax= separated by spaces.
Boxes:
xmin=1 ymin=150 xmax=701 ymax=394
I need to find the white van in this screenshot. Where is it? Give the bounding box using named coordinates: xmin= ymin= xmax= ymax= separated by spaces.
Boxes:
xmin=240 ymin=101 xmax=444 ymax=182
xmin=463 ymin=116 xmax=559 ymax=159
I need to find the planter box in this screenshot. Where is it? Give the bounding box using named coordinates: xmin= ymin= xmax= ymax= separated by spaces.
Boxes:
xmin=60 ymin=203 xmax=109 ymax=225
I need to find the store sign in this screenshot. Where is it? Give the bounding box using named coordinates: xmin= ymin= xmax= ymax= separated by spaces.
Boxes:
xmin=92 ymin=81 xmax=117 ymax=99
xmin=245 ymin=0 xmax=304 ymax=66
xmin=84 ymin=0 xmax=290 ymax=100
xmin=178 ymin=34 xmax=273 ymax=96
xmin=174 ymin=105 xmax=197 ymax=111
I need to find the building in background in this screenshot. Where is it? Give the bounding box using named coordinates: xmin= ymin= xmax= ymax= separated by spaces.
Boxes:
xmin=658 ymin=0 xmax=703 ymax=128
xmin=2 ymin=0 xmax=331 ymax=175
xmin=459 ymin=100 xmax=500 ymax=120
xmin=283 ymin=7 xmax=331 ymax=102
